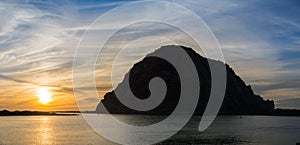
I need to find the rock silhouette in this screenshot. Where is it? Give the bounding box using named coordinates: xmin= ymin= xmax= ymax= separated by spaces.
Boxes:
xmin=96 ymin=45 xmax=274 ymax=115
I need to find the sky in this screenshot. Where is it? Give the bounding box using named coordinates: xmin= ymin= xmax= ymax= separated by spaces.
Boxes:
xmin=0 ymin=0 xmax=299 ymax=111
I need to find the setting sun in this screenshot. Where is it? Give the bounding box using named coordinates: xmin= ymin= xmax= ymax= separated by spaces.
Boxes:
xmin=38 ymin=87 xmax=52 ymax=104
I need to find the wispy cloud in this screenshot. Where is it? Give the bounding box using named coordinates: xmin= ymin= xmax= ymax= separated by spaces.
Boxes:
xmin=0 ymin=1 xmax=79 ymax=110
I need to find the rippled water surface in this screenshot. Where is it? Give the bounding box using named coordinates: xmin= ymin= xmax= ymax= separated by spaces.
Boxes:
xmin=0 ymin=115 xmax=299 ymax=144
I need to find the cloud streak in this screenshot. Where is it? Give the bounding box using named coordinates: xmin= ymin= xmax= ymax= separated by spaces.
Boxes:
xmin=0 ymin=1 xmax=79 ymax=110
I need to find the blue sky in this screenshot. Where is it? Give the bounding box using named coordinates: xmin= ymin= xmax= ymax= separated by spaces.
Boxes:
xmin=0 ymin=0 xmax=299 ymax=110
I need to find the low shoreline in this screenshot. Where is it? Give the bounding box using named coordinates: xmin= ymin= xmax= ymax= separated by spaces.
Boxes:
xmin=0 ymin=110 xmax=79 ymax=116
xmin=1 ymin=108 xmax=300 ymax=117
xmin=94 ymin=108 xmax=300 ymax=117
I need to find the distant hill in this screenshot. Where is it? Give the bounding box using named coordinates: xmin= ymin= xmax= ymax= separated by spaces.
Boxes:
xmin=96 ymin=45 xmax=274 ymax=115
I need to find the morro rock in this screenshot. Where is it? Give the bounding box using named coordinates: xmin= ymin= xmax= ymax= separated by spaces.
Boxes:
xmin=96 ymin=45 xmax=274 ymax=115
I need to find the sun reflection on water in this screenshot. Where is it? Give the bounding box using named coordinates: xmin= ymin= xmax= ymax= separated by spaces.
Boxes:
xmin=38 ymin=116 xmax=53 ymax=144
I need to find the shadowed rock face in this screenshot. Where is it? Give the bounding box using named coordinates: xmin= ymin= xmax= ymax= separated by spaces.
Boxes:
xmin=96 ymin=45 xmax=274 ymax=115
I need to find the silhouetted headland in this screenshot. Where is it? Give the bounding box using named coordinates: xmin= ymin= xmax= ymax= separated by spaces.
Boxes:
xmin=0 ymin=110 xmax=79 ymax=116
xmin=96 ymin=45 xmax=299 ymax=116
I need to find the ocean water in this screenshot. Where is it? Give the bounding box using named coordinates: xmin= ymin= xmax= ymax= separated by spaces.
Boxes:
xmin=0 ymin=115 xmax=299 ymax=145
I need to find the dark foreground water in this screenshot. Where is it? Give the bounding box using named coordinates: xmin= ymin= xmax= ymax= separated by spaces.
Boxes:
xmin=0 ymin=115 xmax=299 ymax=145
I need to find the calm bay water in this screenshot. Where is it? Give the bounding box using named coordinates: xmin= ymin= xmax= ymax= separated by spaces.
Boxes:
xmin=0 ymin=115 xmax=299 ymax=145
